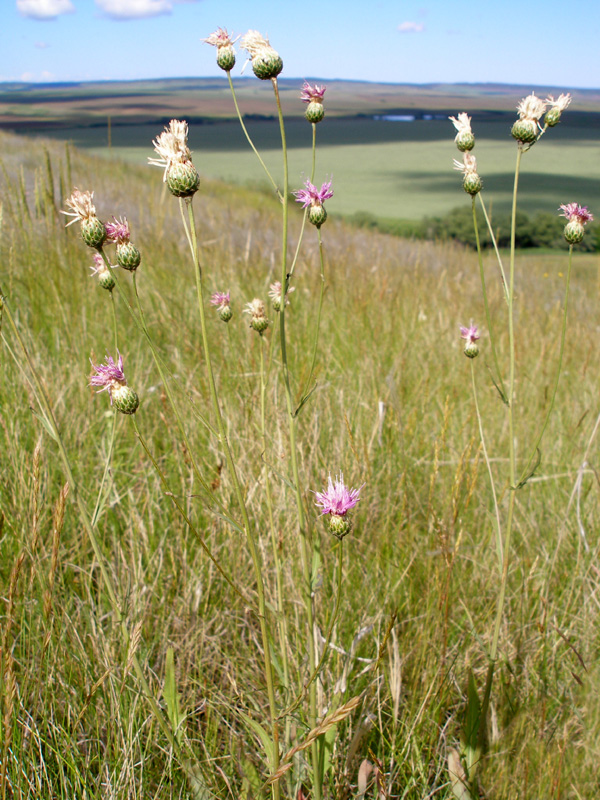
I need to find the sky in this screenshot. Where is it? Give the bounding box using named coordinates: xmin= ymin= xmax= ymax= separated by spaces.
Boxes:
xmin=1 ymin=0 xmax=599 ymax=88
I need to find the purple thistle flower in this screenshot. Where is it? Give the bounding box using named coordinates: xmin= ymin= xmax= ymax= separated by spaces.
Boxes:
xmin=460 ymin=323 xmax=480 ymax=346
xmin=89 ymin=351 xmax=127 ymax=403
xmin=300 ymin=81 xmax=326 ymax=103
xmin=314 ymin=473 xmax=363 ymax=517
xmin=559 ymin=203 xmax=594 ymax=225
xmin=293 ymin=179 xmax=334 ymax=208
xmin=210 ymin=291 xmax=230 ymax=309
xmin=105 ymin=216 xmax=131 ymax=244
xmin=89 ymin=253 xmax=106 ymax=276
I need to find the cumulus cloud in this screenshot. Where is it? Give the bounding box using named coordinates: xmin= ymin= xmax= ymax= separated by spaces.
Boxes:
xmin=397 ymin=21 xmax=425 ymax=33
xmin=95 ymin=0 xmax=173 ymax=18
xmin=17 ymin=0 xmax=75 ymax=19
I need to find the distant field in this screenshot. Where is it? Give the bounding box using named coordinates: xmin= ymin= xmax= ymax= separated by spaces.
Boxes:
xmin=2 ymin=78 xmax=599 ymax=221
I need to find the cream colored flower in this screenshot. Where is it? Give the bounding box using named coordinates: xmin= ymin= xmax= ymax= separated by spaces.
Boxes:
xmin=516 ymin=93 xmax=546 ymax=122
xmin=61 ymin=189 xmax=97 ymax=226
xmin=449 ymin=112 xmax=472 ymax=135
xmin=453 ymin=152 xmax=478 ymax=174
xmin=148 ymin=119 xmax=193 ymax=181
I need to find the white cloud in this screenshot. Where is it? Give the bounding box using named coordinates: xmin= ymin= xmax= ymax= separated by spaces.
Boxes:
xmin=397 ymin=21 xmax=425 ymax=33
xmin=35 ymin=40 xmax=51 ymax=48
xmin=95 ymin=0 xmax=173 ymax=19
xmin=17 ymin=0 xmax=75 ymax=19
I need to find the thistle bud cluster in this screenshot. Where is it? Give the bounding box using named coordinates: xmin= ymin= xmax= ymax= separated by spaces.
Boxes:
xmin=244 ymin=298 xmax=270 ymax=334
xmin=544 ymin=94 xmax=571 ymax=128
xmin=240 ymin=30 xmax=283 ymax=80
xmin=301 ymin=81 xmax=326 ymax=124
xmin=449 ymin=113 xmax=475 ymax=152
xmin=204 ymin=28 xmax=237 ymax=72
xmin=149 ymin=119 xmax=200 ymax=198
xmin=61 ymin=189 xmax=107 ymax=248
xmin=453 ymin=153 xmax=482 ymax=196
xmin=559 ymin=203 xmax=594 ymax=244
xmin=511 ymin=93 xmax=546 ymax=144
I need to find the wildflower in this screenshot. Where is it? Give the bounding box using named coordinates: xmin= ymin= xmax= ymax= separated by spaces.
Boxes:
xmin=293 ymin=179 xmax=334 ymax=227
xmin=269 ymin=281 xmax=295 ymax=312
xmin=545 ymin=93 xmax=571 ymax=127
xmin=204 ymin=27 xmax=237 ymax=72
xmin=62 ymin=188 xmax=106 ymax=248
xmin=89 ymin=351 xmax=139 ymax=414
xmin=559 ymin=203 xmax=594 ymax=244
xmin=149 ymin=119 xmax=200 ymax=198
xmin=512 ymin=93 xmax=546 ymax=144
xmin=460 ymin=323 xmax=480 ymax=359
xmin=105 ymin=215 xmax=141 ymax=271
xmin=211 ymin=290 xmax=233 ymax=323
xmin=301 ymin=81 xmax=326 ymax=124
xmin=453 ymin=152 xmax=482 ymax=196
xmin=314 ymin=473 xmax=364 ymax=539
xmin=244 ymin=298 xmax=270 ymax=334
xmin=240 ymin=30 xmax=283 ymax=80
xmin=89 ymin=252 xmax=115 ymax=292
xmin=449 ymin=112 xmax=475 ymax=152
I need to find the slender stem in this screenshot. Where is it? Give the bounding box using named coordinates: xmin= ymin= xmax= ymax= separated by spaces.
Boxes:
xmin=476 ymin=194 xmax=509 ymax=303
xmin=272 ymin=76 xmax=321 ymax=800
xmin=288 ymin=124 xmax=318 ymax=281
xmin=183 ymin=198 xmax=281 ymax=798
xmin=470 ymin=360 xmax=503 ymax=573
xmin=517 ymin=246 xmax=573 ymax=486
xmin=471 ymin=197 xmax=506 ymax=400
xmin=227 ymin=71 xmax=282 ymax=200
xmin=296 ymin=227 xmax=326 ymax=414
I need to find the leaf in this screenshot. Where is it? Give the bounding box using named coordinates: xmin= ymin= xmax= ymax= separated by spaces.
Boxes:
xmin=29 ymin=407 xmax=58 ymax=442
xmin=448 ymin=748 xmax=473 ymax=800
xmin=462 ymin=670 xmax=482 ymax=778
xmin=238 ymin=710 xmax=274 ymax=767
xmin=163 ymin=647 xmax=184 ymax=746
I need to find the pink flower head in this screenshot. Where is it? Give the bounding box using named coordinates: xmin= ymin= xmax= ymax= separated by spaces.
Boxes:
xmin=314 ymin=473 xmax=363 ymax=517
xmin=105 ymin=216 xmax=131 ymax=244
xmin=300 ymin=81 xmax=326 ymax=103
xmin=210 ymin=290 xmax=230 ymax=309
xmin=61 ymin=188 xmax=97 ymax=226
xmin=460 ymin=323 xmax=480 ymax=346
xmin=559 ymin=203 xmax=594 ymax=225
xmin=89 ymin=351 xmax=127 ymax=403
xmin=90 ymin=253 xmax=106 ymax=276
xmin=293 ymin=179 xmax=334 ymax=209
xmin=204 ymin=27 xmax=236 ymax=47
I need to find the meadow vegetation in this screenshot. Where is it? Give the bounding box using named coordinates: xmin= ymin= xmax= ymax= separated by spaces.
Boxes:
xmin=0 ymin=83 xmax=599 ymax=800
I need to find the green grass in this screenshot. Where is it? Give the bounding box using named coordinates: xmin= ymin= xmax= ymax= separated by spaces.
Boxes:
xmin=1 ymin=129 xmax=600 ymax=799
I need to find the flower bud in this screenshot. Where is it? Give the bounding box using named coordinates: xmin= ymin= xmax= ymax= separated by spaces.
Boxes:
xmin=217 ymin=47 xmax=236 ymax=71
xmin=460 ymin=323 xmax=480 ymax=358
xmin=166 ymin=162 xmax=201 ymax=198
xmin=511 ymin=119 xmax=538 ymax=144
xmin=112 ymin=385 xmax=140 ymax=415
xmin=98 ymin=269 xmax=116 ymax=292
xmin=81 ymin=217 xmax=107 ymax=249
xmin=462 ymin=173 xmax=482 ymax=196
xmin=559 ymin=203 xmax=594 ymax=244
xmin=449 ymin=113 xmax=475 ymax=152
xmin=244 ymin=298 xmax=270 ymax=335
xmin=327 ymin=513 xmax=352 ymax=539
xmin=117 ymin=242 xmax=142 ymax=271
xmin=464 ymin=342 xmax=479 ymax=358
xmin=219 ymin=305 xmax=233 ymax=322
xmin=308 ymin=205 xmax=328 ymax=227
xmin=563 ymin=220 xmax=585 ymax=244
xmin=240 ymin=31 xmax=283 ymax=80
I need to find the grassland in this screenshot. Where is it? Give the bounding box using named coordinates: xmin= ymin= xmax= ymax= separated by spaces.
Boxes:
xmin=2 ymin=78 xmax=600 ymax=221
xmin=1 ymin=125 xmax=600 ymax=799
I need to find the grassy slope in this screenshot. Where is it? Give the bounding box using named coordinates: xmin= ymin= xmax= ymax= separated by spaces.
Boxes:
xmin=1 ymin=130 xmax=600 ymax=798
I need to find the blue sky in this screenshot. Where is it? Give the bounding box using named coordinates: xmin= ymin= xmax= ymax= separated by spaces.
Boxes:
xmin=2 ymin=0 xmax=599 ymax=88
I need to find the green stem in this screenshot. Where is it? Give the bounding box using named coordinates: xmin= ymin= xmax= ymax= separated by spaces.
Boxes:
xmin=227 ymin=71 xmax=282 ymax=200
xmin=517 ymin=246 xmax=573 ymax=486
xmin=296 ymin=227 xmax=326 ymax=415
xmin=183 ymin=197 xmax=281 ymax=799
xmin=271 ymin=77 xmax=321 ymax=800
xmin=288 ymin=124 xmax=317 ymax=281
xmin=476 ymin=194 xmax=509 ymax=303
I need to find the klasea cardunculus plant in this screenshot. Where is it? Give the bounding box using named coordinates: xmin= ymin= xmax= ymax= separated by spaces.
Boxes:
xmin=62 ymin=189 xmax=107 ymax=249
xmin=559 ymin=203 xmax=594 ymax=244
xmin=449 ymin=112 xmax=475 ymax=152
xmin=314 ymin=473 xmax=363 ymax=539
xmin=293 ymin=179 xmax=334 ymax=227
xmin=149 ymin=119 xmax=200 ymax=198
xmin=460 ymin=323 xmax=480 ymax=359
xmin=90 ymin=252 xmax=115 ymax=292
xmin=545 ymin=93 xmax=571 ymax=127
xmin=211 ymin=290 xmax=233 ymax=322
xmin=301 ymin=81 xmax=326 ymax=124
xmin=204 ymin=27 xmax=237 ymax=72
xmin=453 ymin=152 xmax=482 ymax=196
xmin=240 ymin=30 xmax=282 ymax=80
xmin=512 ymin=93 xmax=546 ymax=144
xmin=89 ymin=351 xmax=139 ymax=415
xmin=105 ymin=216 xmax=142 ymax=271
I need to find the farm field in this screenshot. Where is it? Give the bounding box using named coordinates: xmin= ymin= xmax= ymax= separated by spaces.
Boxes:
xmin=2 ymin=78 xmax=600 ymax=220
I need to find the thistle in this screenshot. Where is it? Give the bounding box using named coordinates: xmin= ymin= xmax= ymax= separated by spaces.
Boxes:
xmin=244 ymin=298 xmax=270 ymax=334
xmin=453 ymin=153 xmax=482 ymax=196
xmin=105 ymin=216 xmax=141 ymax=271
xmin=314 ymin=473 xmax=363 ymax=539
xmin=460 ymin=323 xmax=480 ymax=359
xmin=449 ymin=112 xmax=475 ymax=152
xmin=240 ymin=30 xmax=283 ymax=80
xmin=512 ymin=93 xmax=546 ymax=144
xmin=293 ymin=179 xmax=334 ymax=227
xmin=89 ymin=252 xmax=115 ymax=292
xmin=149 ymin=119 xmax=200 ymax=198
xmin=559 ymin=203 xmax=594 ymax=244
xmin=62 ymin=189 xmax=107 ymax=249
xmin=204 ymin=27 xmax=237 ymax=72
xmin=544 ymin=93 xmax=572 ymax=127
xmin=268 ymin=281 xmax=294 ymax=312
xmin=89 ymin=351 xmax=139 ymax=415
xmin=301 ymin=81 xmax=326 ymax=124
xmin=211 ymin=290 xmax=233 ymax=322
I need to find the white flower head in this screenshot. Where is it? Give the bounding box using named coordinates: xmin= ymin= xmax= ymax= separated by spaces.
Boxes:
xmin=453 ymin=152 xmax=478 ymax=174
xmin=61 ymin=188 xmax=97 ymax=226
xmin=449 ymin=112 xmax=472 ymax=135
xmin=516 ymin=93 xmax=547 ymax=122
xmin=545 ymin=93 xmax=571 ymax=113
xmin=148 ymin=119 xmax=192 ymax=181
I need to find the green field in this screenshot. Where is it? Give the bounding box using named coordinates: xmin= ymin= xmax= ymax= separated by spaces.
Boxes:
xmin=2 ymin=78 xmax=600 ymax=221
